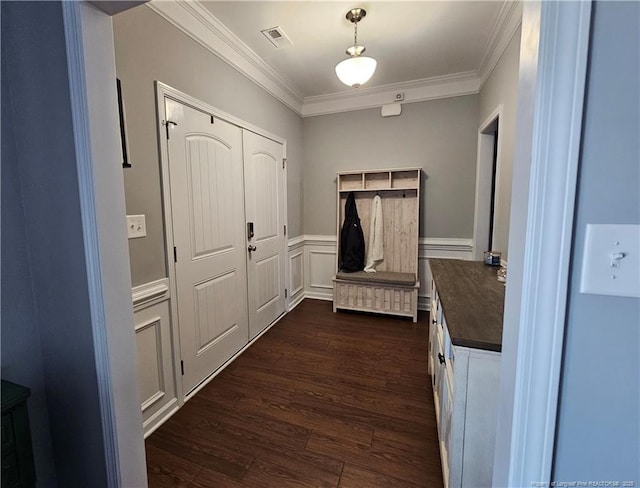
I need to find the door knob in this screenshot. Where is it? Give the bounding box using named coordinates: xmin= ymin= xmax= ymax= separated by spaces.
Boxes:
xmin=248 ymin=245 xmax=257 ymax=252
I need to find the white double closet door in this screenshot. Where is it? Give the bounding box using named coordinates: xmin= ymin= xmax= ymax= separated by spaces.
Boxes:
xmin=165 ymin=99 xmax=286 ymax=395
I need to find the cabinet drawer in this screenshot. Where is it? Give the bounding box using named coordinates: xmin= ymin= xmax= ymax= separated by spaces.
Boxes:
xmin=1 ymin=451 xmax=20 ymax=488
xmin=436 ymin=321 xmax=445 ymax=365
xmin=1 ymin=381 xmax=35 ymax=488
xmin=433 ymin=329 xmax=446 ymax=424
xmin=1 ymin=414 xmax=14 ymax=452
xmin=443 ymin=321 xmax=455 ymax=380
xmin=437 ymin=350 xmax=455 ymax=488
xmin=435 ymin=321 xmax=454 ymax=380
xmin=428 ymin=320 xmax=438 ymax=378
xmin=443 ymin=317 xmax=451 ymax=355
xmin=442 ymin=370 xmax=454 ymax=454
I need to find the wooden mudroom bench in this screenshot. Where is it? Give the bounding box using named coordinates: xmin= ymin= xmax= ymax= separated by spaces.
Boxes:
xmin=333 ymin=271 xmax=420 ymax=322
xmin=332 ymin=168 xmax=422 ymax=322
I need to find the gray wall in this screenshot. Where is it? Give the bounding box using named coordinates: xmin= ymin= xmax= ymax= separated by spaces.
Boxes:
xmin=553 ymin=1 xmax=639 ymax=481
xmin=1 ymin=2 xmax=111 ymax=485
xmin=302 ymin=96 xmax=479 ymax=237
xmin=113 ymin=5 xmax=304 ymax=286
xmin=478 ymin=27 xmax=521 ymax=260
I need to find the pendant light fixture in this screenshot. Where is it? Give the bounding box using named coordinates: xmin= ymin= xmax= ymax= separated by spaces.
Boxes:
xmin=335 ymin=8 xmax=377 ymax=88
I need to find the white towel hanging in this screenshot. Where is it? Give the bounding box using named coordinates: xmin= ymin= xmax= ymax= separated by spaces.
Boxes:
xmin=365 ymin=195 xmax=384 ymax=272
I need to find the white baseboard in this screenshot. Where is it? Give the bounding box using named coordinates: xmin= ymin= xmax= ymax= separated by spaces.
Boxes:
xmin=142 ymin=400 xmax=179 ymax=439
xmin=304 ymin=292 xmax=333 ymax=301
xmin=288 ymin=292 xmax=305 ymax=311
xmin=419 ymin=296 xmax=431 ymax=312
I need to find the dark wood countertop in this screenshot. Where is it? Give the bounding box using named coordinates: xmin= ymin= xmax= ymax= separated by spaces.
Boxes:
xmin=428 ymin=259 xmax=505 ymax=352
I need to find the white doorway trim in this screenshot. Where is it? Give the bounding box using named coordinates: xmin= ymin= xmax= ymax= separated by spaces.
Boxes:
xmin=472 ymin=104 xmax=504 ymax=260
xmin=62 ymin=4 xmax=120 ymax=484
xmin=154 ymin=82 xmax=289 ymax=402
xmin=493 ymin=1 xmax=592 ymax=486
xmin=62 ymin=2 xmax=148 ymax=486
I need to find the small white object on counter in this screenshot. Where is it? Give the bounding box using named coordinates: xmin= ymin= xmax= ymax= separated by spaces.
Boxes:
xmin=497 ymin=266 xmax=507 ymax=283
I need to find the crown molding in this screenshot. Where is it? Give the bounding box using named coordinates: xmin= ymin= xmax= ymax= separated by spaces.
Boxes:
xmin=478 ymin=1 xmax=523 ymax=88
xmin=301 ymin=72 xmax=481 ymax=117
xmin=145 ymin=0 xmax=304 ymax=114
xmin=145 ymin=0 xmax=521 ymax=118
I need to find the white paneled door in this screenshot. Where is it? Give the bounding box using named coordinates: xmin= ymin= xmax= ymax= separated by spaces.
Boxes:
xmin=165 ymin=99 xmax=249 ymax=394
xmin=243 ymin=130 xmax=286 ymax=339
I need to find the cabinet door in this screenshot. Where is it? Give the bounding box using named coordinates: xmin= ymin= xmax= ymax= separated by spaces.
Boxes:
xmin=437 ymin=345 xmax=450 ymax=440
xmin=430 ymin=280 xmax=438 ymax=312
xmin=433 ymin=323 xmax=446 ymax=429
xmin=428 ymin=280 xmax=439 ymax=379
xmin=442 ymin=372 xmax=454 ymax=475
xmin=435 ymin=344 xmax=454 ymax=488
xmin=428 ymin=312 xmax=437 ymax=378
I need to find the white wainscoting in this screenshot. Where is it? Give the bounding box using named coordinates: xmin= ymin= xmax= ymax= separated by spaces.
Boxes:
xmin=287 ymin=235 xmax=474 ymax=312
xmin=304 ymin=235 xmax=337 ymax=301
xmin=287 ymin=235 xmax=305 ymax=310
xmin=132 ymin=278 xmax=179 ymax=437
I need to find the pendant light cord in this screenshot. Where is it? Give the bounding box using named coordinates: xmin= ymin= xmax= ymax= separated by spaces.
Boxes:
xmin=353 ymin=19 xmax=358 ymax=49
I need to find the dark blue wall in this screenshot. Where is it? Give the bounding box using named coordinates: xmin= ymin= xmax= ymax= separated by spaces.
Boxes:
xmin=1 ymin=2 xmax=110 ymax=485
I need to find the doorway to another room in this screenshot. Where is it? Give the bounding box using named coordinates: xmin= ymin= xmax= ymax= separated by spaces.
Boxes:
xmin=473 ymin=108 xmax=504 ymax=261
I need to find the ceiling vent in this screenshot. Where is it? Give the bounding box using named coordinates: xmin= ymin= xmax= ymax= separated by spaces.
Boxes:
xmin=260 ymin=26 xmax=293 ymax=49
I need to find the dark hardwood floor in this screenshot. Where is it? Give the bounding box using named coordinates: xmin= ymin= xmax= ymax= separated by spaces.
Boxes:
xmin=145 ymin=299 xmax=443 ymax=488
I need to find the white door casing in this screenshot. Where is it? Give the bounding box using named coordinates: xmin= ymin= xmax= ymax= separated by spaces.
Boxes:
xmin=165 ymin=99 xmax=249 ymax=394
xmin=493 ymin=1 xmax=592 ymax=485
xmin=243 ymin=129 xmax=286 ymax=339
xmin=473 ymin=105 xmax=504 ymax=261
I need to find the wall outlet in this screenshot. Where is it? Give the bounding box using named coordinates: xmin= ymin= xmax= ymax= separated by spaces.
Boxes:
xmin=127 ymin=215 xmax=147 ymax=239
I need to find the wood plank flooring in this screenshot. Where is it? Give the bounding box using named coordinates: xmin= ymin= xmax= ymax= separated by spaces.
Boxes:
xmin=145 ymin=299 xmax=443 ymax=488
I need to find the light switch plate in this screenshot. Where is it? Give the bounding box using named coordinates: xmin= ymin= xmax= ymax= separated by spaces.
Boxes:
xmin=580 ymin=224 xmax=640 ymax=298
xmin=127 ymin=214 xmax=147 ymax=239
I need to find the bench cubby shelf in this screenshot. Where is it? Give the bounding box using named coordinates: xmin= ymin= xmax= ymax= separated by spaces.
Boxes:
xmin=332 ymin=168 xmax=421 ymax=322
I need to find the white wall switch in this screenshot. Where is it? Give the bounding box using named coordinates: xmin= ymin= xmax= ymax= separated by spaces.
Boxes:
xmin=126 ymin=214 xmax=147 ymax=239
xmin=580 ymin=224 xmax=640 ymax=298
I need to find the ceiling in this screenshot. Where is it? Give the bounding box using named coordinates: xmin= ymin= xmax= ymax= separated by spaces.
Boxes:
xmin=201 ymin=1 xmax=506 ymax=99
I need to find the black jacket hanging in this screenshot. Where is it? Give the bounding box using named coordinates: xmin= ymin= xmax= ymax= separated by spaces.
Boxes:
xmin=339 ymin=192 xmax=365 ymax=272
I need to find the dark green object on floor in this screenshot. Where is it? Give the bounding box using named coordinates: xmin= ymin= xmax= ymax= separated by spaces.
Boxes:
xmin=1 ymin=380 xmax=35 ymax=488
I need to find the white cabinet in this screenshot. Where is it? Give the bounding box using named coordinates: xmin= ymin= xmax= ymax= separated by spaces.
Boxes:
xmin=429 ymin=277 xmax=501 ymax=488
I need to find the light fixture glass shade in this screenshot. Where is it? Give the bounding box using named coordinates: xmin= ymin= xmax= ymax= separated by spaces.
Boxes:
xmin=335 ymin=56 xmax=377 ymax=88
